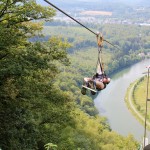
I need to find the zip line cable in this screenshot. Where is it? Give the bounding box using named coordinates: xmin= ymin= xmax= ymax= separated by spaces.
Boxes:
xmin=43 ymin=0 xmax=121 ymax=50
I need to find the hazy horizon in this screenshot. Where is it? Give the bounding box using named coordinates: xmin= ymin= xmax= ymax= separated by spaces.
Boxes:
xmin=37 ymin=0 xmax=150 ymax=6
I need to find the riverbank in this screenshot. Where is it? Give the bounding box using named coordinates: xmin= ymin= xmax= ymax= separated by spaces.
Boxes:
xmin=125 ymin=78 xmax=150 ymax=130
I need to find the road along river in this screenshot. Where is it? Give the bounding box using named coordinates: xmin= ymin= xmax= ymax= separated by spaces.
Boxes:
xmin=94 ymin=59 xmax=150 ymax=141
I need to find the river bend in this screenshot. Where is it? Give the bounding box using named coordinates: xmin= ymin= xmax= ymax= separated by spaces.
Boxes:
xmin=94 ymin=59 xmax=150 ymax=141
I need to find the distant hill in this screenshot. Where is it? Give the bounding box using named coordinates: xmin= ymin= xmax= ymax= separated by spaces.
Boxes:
xmin=37 ymin=0 xmax=129 ymax=12
xmin=38 ymin=0 xmax=150 ymax=7
xmin=37 ymin=0 xmax=150 ymax=21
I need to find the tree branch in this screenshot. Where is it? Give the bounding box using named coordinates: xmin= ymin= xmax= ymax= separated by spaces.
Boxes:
xmin=0 ymin=0 xmax=10 ymax=18
xmin=0 ymin=0 xmax=23 ymax=19
xmin=0 ymin=53 xmax=8 ymax=60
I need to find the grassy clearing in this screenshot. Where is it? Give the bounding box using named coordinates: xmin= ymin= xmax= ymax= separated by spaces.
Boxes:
xmin=125 ymin=76 xmax=150 ymax=129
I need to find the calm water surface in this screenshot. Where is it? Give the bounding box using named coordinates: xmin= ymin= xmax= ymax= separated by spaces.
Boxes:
xmin=94 ymin=59 xmax=150 ymax=141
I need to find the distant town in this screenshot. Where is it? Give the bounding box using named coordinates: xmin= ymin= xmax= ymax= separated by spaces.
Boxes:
xmin=51 ymin=6 xmax=150 ymax=26
xmin=53 ymin=16 xmax=150 ymax=26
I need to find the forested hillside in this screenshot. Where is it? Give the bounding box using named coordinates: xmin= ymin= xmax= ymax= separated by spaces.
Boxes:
xmin=0 ymin=0 xmax=145 ymax=149
xmin=41 ymin=22 xmax=150 ymax=75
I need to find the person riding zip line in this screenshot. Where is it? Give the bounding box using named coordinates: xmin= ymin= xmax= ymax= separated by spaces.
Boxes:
xmin=81 ymin=33 xmax=111 ymax=95
xmin=81 ymin=64 xmax=110 ymax=95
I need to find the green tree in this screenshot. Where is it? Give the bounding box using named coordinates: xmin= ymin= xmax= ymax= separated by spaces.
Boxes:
xmin=0 ymin=0 xmax=71 ymax=149
xmin=0 ymin=1 xmax=141 ymax=149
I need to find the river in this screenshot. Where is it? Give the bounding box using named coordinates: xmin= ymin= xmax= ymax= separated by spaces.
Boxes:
xmin=94 ymin=59 xmax=150 ymax=142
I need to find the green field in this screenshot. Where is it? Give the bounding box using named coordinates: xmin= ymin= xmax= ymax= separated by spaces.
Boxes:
xmin=125 ymin=75 xmax=150 ymax=128
xmin=133 ymin=76 xmax=150 ymax=120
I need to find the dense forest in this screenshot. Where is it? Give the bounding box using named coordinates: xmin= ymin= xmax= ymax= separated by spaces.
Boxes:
xmin=39 ymin=21 xmax=150 ymax=76
xmin=1 ymin=0 xmax=150 ymax=149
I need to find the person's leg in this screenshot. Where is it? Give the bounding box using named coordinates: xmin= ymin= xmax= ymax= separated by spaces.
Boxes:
xmin=95 ymin=80 xmax=105 ymax=90
xmin=81 ymin=77 xmax=91 ymax=95
xmin=84 ymin=77 xmax=93 ymax=82
xmin=83 ymin=77 xmax=92 ymax=86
